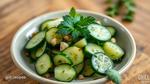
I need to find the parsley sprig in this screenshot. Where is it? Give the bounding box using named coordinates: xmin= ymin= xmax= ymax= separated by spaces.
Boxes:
xmin=57 ymin=7 xmax=96 ymax=40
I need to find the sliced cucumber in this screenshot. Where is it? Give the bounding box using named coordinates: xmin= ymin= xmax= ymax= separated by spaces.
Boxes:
xmin=54 ymin=64 xmax=76 ymax=82
xmin=88 ymin=24 xmax=111 ymax=41
xmin=83 ymin=59 xmax=95 ymax=77
xmin=53 ymin=54 xmax=72 ymax=66
xmin=51 ymin=49 xmax=60 ymax=55
xmin=40 ymin=18 xmax=63 ymax=31
xmin=107 ymin=26 xmax=116 ymax=36
xmin=84 ymin=43 xmax=104 ymax=58
xmin=46 ymin=28 xmax=62 ymax=46
xmin=63 ymin=46 xmax=84 ymax=65
xmin=26 ymin=31 xmax=45 ymax=49
xmin=35 ymin=54 xmax=52 ymax=75
xmin=35 ymin=42 xmax=47 ymax=57
xmin=74 ymin=62 xmax=84 ymax=75
xmin=60 ymin=42 xmax=69 ymax=51
xmin=31 ymin=50 xmax=36 ymax=60
xmin=103 ymin=42 xmax=124 ymax=60
xmin=74 ymin=38 xmax=87 ymax=48
xmin=91 ymin=53 xmax=113 ymax=74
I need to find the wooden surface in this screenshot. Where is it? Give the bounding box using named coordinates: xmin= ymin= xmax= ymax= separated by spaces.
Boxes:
xmin=0 ymin=0 xmax=150 ymax=84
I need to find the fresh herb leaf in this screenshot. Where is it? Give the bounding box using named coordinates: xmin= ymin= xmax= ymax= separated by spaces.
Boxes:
xmin=71 ymin=30 xmax=80 ymax=39
xmin=105 ymin=0 xmax=136 ymax=22
xmin=76 ymin=16 xmax=96 ymax=28
xmin=57 ymin=7 xmax=96 ymax=40
xmin=57 ymin=27 xmax=72 ymax=35
xmin=106 ymin=0 xmax=122 ymax=17
xmin=69 ymin=7 xmax=81 ymax=23
xmin=122 ymin=0 xmax=135 ymax=22
xmin=80 ymin=28 xmax=90 ymax=39
xmin=69 ymin=7 xmax=76 ymax=17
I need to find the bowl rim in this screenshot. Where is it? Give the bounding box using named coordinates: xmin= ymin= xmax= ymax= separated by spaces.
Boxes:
xmin=11 ymin=9 xmax=136 ymax=84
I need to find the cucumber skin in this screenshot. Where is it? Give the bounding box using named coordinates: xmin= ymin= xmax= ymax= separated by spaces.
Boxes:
xmin=74 ymin=38 xmax=87 ymax=48
xmin=40 ymin=18 xmax=62 ymax=31
xmin=35 ymin=54 xmax=53 ymax=75
xmin=82 ymin=60 xmax=95 ymax=77
xmin=53 ymin=54 xmax=72 ymax=66
xmin=46 ymin=28 xmax=62 ymax=46
xmin=84 ymin=43 xmax=104 ymax=58
xmin=25 ymin=31 xmax=45 ymax=49
xmin=107 ymin=27 xmax=116 ymax=36
xmin=40 ymin=19 xmax=53 ymax=31
xmin=103 ymin=42 xmax=124 ymax=60
xmin=91 ymin=53 xmax=114 ymax=75
xmin=35 ymin=42 xmax=47 ymax=57
xmin=63 ymin=46 xmax=84 ymax=65
xmin=74 ymin=62 xmax=84 ymax=75
xmin=54 ymin=64 xmax=77 ymax=82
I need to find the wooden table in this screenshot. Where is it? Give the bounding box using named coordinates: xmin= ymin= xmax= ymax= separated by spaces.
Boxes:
xmin=0 ymin=0 xmax=150 ymax=84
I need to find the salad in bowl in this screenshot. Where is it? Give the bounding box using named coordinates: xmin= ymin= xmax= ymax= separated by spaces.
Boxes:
xmin=23 ymin=8 xmax=124 ymax=84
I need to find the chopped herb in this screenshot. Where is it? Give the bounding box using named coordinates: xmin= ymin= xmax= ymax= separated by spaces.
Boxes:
xmin=57 ymin=7 xmax=96 ymax=40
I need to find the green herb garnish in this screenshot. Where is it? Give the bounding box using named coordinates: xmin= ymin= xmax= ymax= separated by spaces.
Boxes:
xmin=106 ymin=69 xmax=121 ymax=84
xmin=57 ymin=7 xmax=96 ymax=40
xmin=106 ymin=0 xmax=136 ymax=22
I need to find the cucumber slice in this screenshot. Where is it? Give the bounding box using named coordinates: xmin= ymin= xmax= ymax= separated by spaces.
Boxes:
xmin=35 ymin=42 xmax=47 ymax=57
xmin=91 ymin=53 xmax=113 ymax=74
xmin=31 ymin=50 xmax=36 ymax=60
xmin=85 ymin=43 xmax=104 ymax=58
xmin=25 ymin=31 xmax=45 ymax=49
xmin=88 ymin=24 xmax=111 ymax=41
xmin=74 ymin=62 xmax=84 ymax=75
xmin=107 ymin=26 xmax=116 ymax=36
xmin=35 ymin=54 xmax=52 ymax=75
xmin=63 ymin=46 xmax=84 ymax=65
xmin=83 ymin=60 xmax=95 ymax=77
xmin=103 ymin=42 xmax=124 ymax=60
xmin=74 ymin=38 xmax=87 ymax=48
xmin=54 ymin=64 xmax=76 ymax=82
xmin=46 ymin=28 xmax=62 ymax=46
xmin=40 ymin=18 xmax=63 ymax=31
xmin=60 ymin=42 xmax=69 ymax=51
xmin=53 ymin=54 xmax=72 ymax=66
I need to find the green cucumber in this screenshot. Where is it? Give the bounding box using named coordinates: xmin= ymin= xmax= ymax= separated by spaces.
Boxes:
xmin=60 ymin=42 xmax=69 ymax=51
xmin=107 ymin=26 xmax=116 ymax=36
xmin=84 ymin=43 xmax=104 ymax=58
xmin=74 ymin=62 xmax=84 ymax=75
xmin=25 ymin=31 xmax=45 ymax=49
xmin=35 ymin=54 xmax=53 ymax=75
xmin=74 ymin=38 xmax=87 ymax=48
xmin=35 ymin=42 xmax=47 ymax=57
xmin=63 ymin=46 xmax=84 ymax=65
xmin=31 ymin=50 xmax=36 ymax=60
xmin=53 ymin=54 xmax=72 ymax=66
xmin=40 ymin=18 xmax=63 ymax=31
xmin=91 ymin=53 xmax=113 ymax=74
xmin=83 ymin=60 xmax=95 ymax=77
xmin=46 ymin=28 xmax=62 ymax=46
xmin=88 ymin=24 xmax=111 ymax=41
xmin=54 ymin=64 xmax=76 ymax=82
xmin=103 ymin=42 xmax=124 ymax=60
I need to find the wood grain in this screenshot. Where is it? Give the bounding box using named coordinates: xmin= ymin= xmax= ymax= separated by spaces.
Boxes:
xmin=0 ymin=0 xmax=150 ymax=84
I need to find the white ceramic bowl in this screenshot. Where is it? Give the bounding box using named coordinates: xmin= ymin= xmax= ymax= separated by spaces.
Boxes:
xmin=11 ymin=10 xmax=136 ymax=84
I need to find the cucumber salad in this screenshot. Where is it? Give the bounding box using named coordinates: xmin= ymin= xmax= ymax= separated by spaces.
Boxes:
xmin=24 ymin=8 xmax=124 ymax=84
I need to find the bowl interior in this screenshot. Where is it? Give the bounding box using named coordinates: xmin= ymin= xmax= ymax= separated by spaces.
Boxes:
xmin=11 ymin=10 xmax=136 ymax=83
